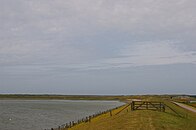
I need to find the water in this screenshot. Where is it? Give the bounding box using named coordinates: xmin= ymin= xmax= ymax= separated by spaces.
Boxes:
xmin=0 ymin=100 xmax=125 ymax=130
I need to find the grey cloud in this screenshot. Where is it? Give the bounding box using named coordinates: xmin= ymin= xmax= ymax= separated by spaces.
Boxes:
xmin=0 ymin=0 xmax=196 ymax=94
xmin=1 ymin=0 xmax=196 ymax=68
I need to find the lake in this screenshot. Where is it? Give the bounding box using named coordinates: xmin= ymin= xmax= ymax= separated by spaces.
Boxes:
xmin=0 ymin=100 xmax=125 ymax=130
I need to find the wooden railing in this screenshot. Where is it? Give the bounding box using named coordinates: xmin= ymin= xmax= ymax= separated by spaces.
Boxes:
xmin=46 ymin=104 xmax=126 ymax=130
xmin=131 ymin=101 xmax=165 ymax=112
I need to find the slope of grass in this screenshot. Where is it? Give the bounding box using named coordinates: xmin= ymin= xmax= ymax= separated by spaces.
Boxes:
xmin=67 ymin=101 xmax=196 ymax=130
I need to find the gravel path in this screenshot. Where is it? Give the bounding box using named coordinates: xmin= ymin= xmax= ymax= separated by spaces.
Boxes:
xmin=173 ymin=102 xmax=196 ymax=113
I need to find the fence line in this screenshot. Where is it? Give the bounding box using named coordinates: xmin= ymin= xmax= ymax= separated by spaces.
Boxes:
xmin=115 ymin=103 xmax=131 ymax=115
xmin=45 ymin=101 xmax=184 ymax=130
xmin=164 ymin=103 xmax=183 ymax=117
xmin=45 ymin=103 xmax=127 ymax=130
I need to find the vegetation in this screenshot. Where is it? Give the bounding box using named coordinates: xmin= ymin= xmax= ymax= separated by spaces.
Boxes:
xmin=0 ymin=94 xmax=194 ymax=101
xmin=0 ymin=94 xmax=128 ymax=100
xmin=67 ymin=97 xmax=196 ymax=130
xmin=186 ymin=102 xmax=196 ymax=108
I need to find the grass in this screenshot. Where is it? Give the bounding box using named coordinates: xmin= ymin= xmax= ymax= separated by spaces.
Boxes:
xmin=186 ymin=102 xmax=196 ymax=108
xmin=67 ymin=100 xmax=196 ymax=130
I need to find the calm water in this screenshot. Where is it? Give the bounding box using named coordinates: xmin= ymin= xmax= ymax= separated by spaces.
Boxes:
xmin=0 ymin=100 xmax=124 ymax=130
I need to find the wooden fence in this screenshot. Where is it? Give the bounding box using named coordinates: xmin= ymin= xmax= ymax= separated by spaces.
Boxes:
xmin=45 ymin=101 xmax=185 ymax=130
xmin=46 ymin=104 xmax=126 ymax=130
xmin=131 ymin=101 xmax=165 ymax=112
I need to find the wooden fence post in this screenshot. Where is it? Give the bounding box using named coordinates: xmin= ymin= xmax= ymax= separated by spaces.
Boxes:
xmin=132 ymin=101 xmax=135 ymax=110
xmin=146 ymin=102 xmax=148 ymax=109
xmin=110 ymin=110 xmax=112 ymax=116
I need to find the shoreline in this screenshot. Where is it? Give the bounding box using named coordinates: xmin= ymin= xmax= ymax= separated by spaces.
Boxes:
xmin=1 ymin=95 xmax=196 ymax=130
xmin=49 ymin=103 xmax=128 ymax=130
xmin=0 ymin=95 xmax=126 ymax=101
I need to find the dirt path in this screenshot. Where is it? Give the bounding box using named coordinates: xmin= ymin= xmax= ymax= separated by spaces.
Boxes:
xmin=173 ymin=102 xmax=196 ymax=113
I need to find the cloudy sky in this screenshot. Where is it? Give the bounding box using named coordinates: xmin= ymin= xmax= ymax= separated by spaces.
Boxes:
xmin=0 ymin=0 xmax=196 ymax=95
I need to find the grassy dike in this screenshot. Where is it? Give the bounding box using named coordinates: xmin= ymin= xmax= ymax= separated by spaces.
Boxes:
xmin=64 ymin=101 xmax=196 ymax=130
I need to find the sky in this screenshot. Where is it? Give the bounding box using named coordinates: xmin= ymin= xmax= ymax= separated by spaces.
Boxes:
xmin=0 ymin=0 xmax=196 ymax=95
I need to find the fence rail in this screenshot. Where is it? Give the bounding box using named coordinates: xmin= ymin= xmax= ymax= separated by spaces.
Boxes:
xmin=131 ymin=101 xmax=165 ymax=112
xmin=45 ymin=101 xmax=185 ymax=130
xmin=45 ymin=104 xmax=126 ymax=130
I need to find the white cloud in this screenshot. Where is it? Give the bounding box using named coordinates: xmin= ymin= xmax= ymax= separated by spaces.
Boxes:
xmin=1 ymin=0 xmax=196 ymax=36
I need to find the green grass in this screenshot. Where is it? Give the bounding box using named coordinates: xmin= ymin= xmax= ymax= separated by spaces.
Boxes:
xmin=67 ymin=99 xmax=196 ymax=130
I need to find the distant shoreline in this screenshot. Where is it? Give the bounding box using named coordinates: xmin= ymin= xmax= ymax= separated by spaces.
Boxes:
xmin=0 ymin=94 xmax=195 ymax=101
xmin=0 ymin=94 xmax=126 ymax=101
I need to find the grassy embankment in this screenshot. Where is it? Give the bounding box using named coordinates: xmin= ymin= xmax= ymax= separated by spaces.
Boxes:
xmin=67 ymin=99 xmax=196 ymax=130
xmin=1 ymin=94 xmax=196 ymax=129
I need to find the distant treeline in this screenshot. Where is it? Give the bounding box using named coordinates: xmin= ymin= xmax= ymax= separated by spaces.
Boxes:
xmin=190 ymin=95 xmax=196 ymax=98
